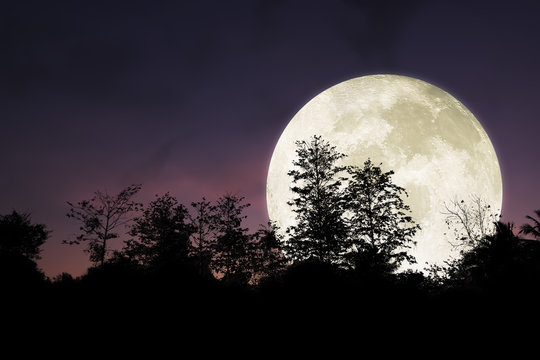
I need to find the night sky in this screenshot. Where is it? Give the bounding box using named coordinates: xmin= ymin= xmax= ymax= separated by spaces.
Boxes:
xmin=2 ymin=0 xmax=539 ymax=278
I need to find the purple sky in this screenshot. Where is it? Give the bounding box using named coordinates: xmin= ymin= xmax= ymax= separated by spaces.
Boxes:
xmin=2 ymin=0 xmax=539 ymax=278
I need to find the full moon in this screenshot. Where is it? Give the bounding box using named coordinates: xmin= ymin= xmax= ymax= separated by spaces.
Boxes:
xmin=266 ymin=74 xmax=503 ymax=269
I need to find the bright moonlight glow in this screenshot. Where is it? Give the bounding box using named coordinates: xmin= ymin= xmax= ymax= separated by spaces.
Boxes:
xmin=266 ymin=74 xmax=503 ymax=269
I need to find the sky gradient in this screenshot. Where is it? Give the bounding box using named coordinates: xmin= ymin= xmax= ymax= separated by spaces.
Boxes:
xmin=2 ymin=0 xmax=539 ymax=277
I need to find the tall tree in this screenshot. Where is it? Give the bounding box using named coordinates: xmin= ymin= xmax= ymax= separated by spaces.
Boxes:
xmin=285 ymin=135 xmax=349 ymax=265
xmin=124 ymin=193 xmax=194 ymax=268
xmin=188 ymin=197 xmax=215 ymax=277
xmin=65 ymin=184 xmax=142 ymax=266
xmin=520 ymin=209 xmax=540 ymax=240
xmin=210 ymin=194 xmax=251 ymax=283
xmin=346 ymin=159 xmax=419 ymax=273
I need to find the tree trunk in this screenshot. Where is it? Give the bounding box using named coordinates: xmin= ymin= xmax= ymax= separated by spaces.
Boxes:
xmin=101 ymin=215 xmax=110 ymax=266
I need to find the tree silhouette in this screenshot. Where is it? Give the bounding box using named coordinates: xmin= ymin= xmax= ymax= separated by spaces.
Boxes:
xmin=444 ymin=221 xmax=540 ymax=299
xmin=248 ymin=222 xmax=288 ymax=283
xmin=210 ymin=194 xmax=252 ymax=284
xmin=189 ymin=197 xmax=215 ymax=277
xmin=65 ymin=184 xmax=142 ymax=266
xmin=346 ymin=159 xmax=419 ymax=274
xmin=285 ymin=135 xmax=349 ymax=264
xmin=442 ymin=194 xmax=499 ymax=250
xmin=0 ymin=211 xmax=49 ymax=260
xmin=0 ymin=211 xmax=49 ymax=288
xmin=124 ymin=193 xmax=194 ymax=269
xmin=520 ymin=209 xmax=540 ymax=240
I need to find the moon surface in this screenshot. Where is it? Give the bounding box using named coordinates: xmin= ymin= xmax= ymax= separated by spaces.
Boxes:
xmin=266 ymin=74 xmax=503 ymax=269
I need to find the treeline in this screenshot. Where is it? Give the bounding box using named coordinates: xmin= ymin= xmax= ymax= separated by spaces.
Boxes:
xmin=2 ymin=136 xmax=540 ymax=335
xmin=3 ymin=206 xmax=540 ymax=330
xmin=63 ymin=187 xmax=286 ymax=286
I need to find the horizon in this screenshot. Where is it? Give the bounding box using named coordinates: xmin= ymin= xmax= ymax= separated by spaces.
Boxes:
xmin=2 ymin=0 xmax=539 ymax=278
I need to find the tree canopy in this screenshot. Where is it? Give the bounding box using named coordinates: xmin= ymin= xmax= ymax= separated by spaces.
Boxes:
xmin=346 ymin=159 xmax=419 ymax=273
xmin=0 ymin=211 xmax=49 ymax=261
xmin=283 ymin=136 xmax=419 ymax=274
xmin=284 ymin=135 xmax=350 ymax=264
xmin=124 ymin=192 xmax=194 ymax=268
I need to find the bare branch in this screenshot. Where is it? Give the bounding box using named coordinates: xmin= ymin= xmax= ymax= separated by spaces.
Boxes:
xmin=65 ymin=185 xmax=142 ymax=266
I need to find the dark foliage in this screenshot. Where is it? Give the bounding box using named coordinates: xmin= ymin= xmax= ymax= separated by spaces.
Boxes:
xmin=346 ymin=159 xmax=419 ymax=271
xmin=0 ymin=211 xmax=48 ymax=290
xmin=124 ymin=192 xmax=194 ymax=269
xmin=285 ymin=135 xmax=350 ymax=264
xmin=0 ymin=252 xmax=46 ymax=290
xmin=189 ymin=197 xmax=215 ymax=277
xmin=284 ymin=136 xmax=419 ymax=275
xmin=210 ymin=193 xmax=252 ymax=284
xmin=520 ymin=209 xmax=540 ymax=240
xmin=443 ymin=222 xmax=540 ymax=299
xmin=4 ymin=171 xmax=540 ymax=346
xmin=4 ymin=216 xmax=540 ymax=348
xmin=0 ymin=211 xmax=49 ymax=260
xmin=248 ymin=222 xmax=288 ymax=282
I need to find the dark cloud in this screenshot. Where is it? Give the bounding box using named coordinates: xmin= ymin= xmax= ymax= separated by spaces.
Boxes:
xmin=120 ymin=139 xmax=176 ymax=185
xmin=337 ymin=0 xmax=426 ymax=66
